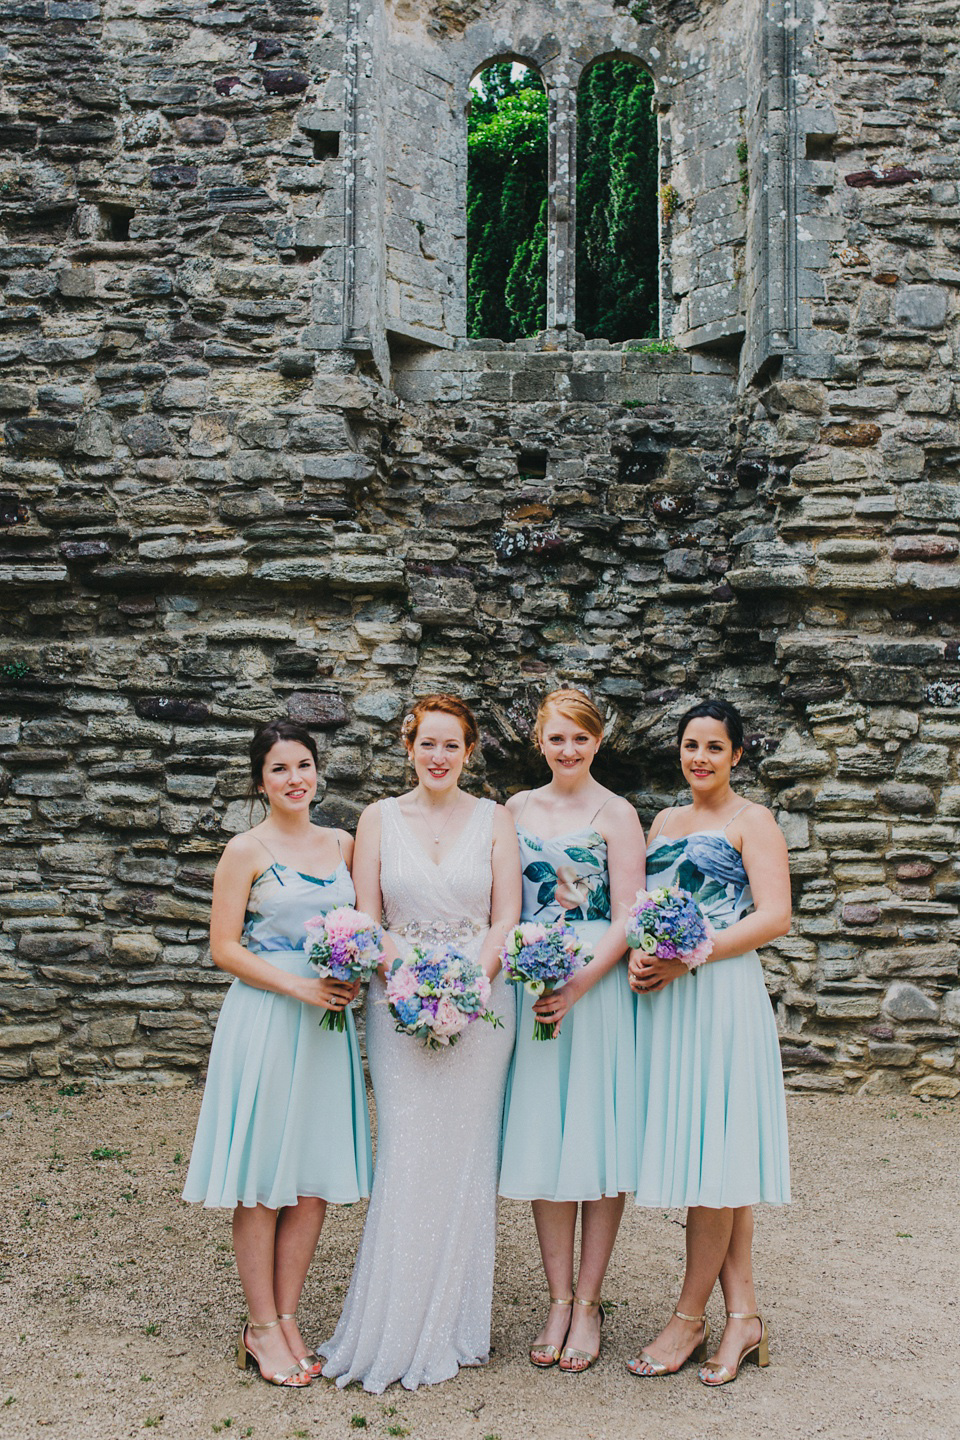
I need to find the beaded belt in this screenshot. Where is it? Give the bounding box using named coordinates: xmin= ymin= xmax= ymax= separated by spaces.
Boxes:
xmin=394 ymin=919 xmax=482 ymax=947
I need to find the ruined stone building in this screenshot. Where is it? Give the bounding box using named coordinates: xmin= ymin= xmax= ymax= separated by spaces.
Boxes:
xmin=0 ymin=0 xmax=958 ymax=1093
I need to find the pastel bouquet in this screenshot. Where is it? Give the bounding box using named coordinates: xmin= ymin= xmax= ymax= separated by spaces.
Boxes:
xmin=499 ymin=920 xmax=588 ymax=1040
xmin=625 ymin=885 xmax=715 ymax=970
xmin=304 ymin=906 xmax=385 ymax=1031
xmin=385 ymin=943 xmax=501 ymax=1050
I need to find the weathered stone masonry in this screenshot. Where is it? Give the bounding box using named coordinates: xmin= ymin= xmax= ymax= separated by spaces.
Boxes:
xmin=0 ymin=0 xmax=958 ymax=1095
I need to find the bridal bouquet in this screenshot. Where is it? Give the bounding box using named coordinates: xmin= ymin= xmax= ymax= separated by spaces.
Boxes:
xmin=625 ymin=885 xmax=714 ymax=970
xmin=304 ymin=906 xmax=385 ymax=1031
xmin=386 ymin=943 xmax=500 ymax=1050
xmin=499 ymin=920 xmax=588 ymax=1040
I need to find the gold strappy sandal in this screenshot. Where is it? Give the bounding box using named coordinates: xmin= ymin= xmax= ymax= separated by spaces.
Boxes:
xmin=558 ymin=1297 xmax=605 ymax=1374
xmin=698 ymin=1311 xmax=768 ymax=1386
xmin=278 ymin=1311 xmax=325 ymax=1378
xmin=626 ymin=1309 xmax=710 ymax=1376
xmin=529 ymin=1295 xmax=573 ymax=1368
xmin=237 ymin=1317 xmax=311 ymax=1388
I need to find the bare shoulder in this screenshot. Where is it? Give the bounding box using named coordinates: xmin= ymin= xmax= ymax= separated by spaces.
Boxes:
xmin=492 ymin=801 xmax=518 ymax=838
xmin=216 ymin=830 xmax=263 ymax=880
xmin=735 ymin=801 xmax=789 ymax=861
xmin=334 ymin=826 xmax=355 ymax=861
xmin=647 ymin=806 xmax=674 ymax=837
xmin=504 ymin=788 xmax=532 ymax=816
xmin=356 ymin=800 xmax=383 ymax=833
xmin=739 ymin=801 xmax=783 ymax=837
xmin=598 ymin=791 xmax=644 ymax=836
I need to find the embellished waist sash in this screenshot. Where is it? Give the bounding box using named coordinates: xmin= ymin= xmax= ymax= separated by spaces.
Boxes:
xmin=393 ymin=919 xmax=484 ymax=949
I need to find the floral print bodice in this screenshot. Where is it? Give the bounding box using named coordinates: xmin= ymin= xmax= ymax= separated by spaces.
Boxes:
xmin=645 ymin=832 xmax=753 ymax=933
xmin=242 ymin=860 xmax=356 ymax=953
xmin=517 ymin=827 xmax=611 ymax=924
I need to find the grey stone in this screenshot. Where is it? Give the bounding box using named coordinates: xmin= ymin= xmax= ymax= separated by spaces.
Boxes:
xmin=882 ymin=982 xmax=939 ymax=1023
xmin=894 ymin=286 xmax=949 ymax=329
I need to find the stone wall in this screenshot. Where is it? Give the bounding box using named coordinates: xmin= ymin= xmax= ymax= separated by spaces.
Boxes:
xmin=0 ymin=0 xmax=958 ymax=1096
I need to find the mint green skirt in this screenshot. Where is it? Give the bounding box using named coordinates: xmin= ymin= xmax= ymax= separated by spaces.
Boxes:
xmin=183 ymin=948 xmax=372 ymax=1210
xmin=499 ymin=920 xmax=637 ymax=1201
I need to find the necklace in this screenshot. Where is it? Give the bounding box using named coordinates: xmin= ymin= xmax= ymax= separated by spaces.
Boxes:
xmin=415 ymin=794 xmax=462 ymax=849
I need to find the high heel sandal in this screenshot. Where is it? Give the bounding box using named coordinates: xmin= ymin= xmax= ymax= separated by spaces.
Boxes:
xmin=236 ymin=1317 xmax=312 ymax=1387
xmin=626 ymin=1308 xmax=710 ymax=1377
xmin=558 ymin=1297 xmax=605 ymax=1374
xmin=529 ymin=1295 xmax=573 ymax=1368
xmin=698 ymin=1311 xmax=768 ymax=1387
xmin=278 ymin=1311 xmax=325 ymax=1378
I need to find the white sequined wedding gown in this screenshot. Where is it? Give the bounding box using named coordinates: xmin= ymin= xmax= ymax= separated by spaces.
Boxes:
xmin=320 ymin=796 xmax=516 ymax=1393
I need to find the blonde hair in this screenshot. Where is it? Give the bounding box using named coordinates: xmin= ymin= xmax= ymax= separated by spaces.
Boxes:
xmin=401 ymin=694 xmax=480 ymax=752
xmin=533 ymin=688 xmax=604 ymax=746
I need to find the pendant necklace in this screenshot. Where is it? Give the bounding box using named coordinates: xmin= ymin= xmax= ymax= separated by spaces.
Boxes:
xmin=416 ymin=794 xmax=461 ymax=849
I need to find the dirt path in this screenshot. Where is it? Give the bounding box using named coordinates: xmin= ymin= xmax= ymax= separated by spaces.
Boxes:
xmin=1 ymin=1086 xmax=956 ymax=1440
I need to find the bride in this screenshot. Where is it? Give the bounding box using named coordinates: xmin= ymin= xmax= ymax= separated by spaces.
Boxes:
xmin=320 ymin=694 xmax=520 ymax=1392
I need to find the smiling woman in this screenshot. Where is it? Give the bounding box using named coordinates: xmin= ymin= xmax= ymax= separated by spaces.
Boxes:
xmin=628 ymin=698 xmax=792 ymax=1388
xmin=319 ymin=694 xmax=521 ymax=1393
xmin=182 ymin=718 xmax=371 ymax=1391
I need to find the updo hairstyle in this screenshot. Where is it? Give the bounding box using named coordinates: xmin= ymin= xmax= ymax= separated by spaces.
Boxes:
xmin=249 ymin=718 xmax=319 ymax=797
xmin=534 ymin=688 xmax=605 ymax=747
xmin=401 ymin=694 xmax=480 ymax=752
xmin=676 ymin=699 xmax=745 ymax=754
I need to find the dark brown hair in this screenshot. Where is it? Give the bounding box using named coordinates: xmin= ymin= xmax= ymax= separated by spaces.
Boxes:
xmin=249 ymin=719 xmax=319 ymax=796
xmin=676 ymin=699 xmax=745 ymax=753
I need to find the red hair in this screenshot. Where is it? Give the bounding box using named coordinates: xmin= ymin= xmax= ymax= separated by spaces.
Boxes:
xmin=401 ymin=694 xmax=480 ymax=751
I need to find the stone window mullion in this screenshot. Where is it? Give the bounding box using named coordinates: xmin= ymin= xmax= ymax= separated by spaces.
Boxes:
xmin=546 ymin=76 xmax=578 ymax=337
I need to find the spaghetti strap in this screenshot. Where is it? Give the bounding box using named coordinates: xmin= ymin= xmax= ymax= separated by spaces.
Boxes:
xmin=252 ymin=833 xmax=279 ymax=863
xmin=721 ymin=803 xmax=752 ymax=831
xmin=650 ymin=807 xmax=674 ymax=841
xmin=588 ymin=794 xmax=611 ymax=826
xmin=514 ymin=791 xmax=534 ymax=826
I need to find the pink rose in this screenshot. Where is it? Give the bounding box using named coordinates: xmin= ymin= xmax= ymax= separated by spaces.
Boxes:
xmin=387 ymin=964 xmax=418 ymax=1002
xmin=519 ymin=922 xmax=546 ymax=945
xmin=433 ymin=998 xmax=466 ymax=1037
xmin=323 ymin=906 xmax=364 ymax=940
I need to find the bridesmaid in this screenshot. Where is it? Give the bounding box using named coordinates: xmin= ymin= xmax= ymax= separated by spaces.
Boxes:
xmin=499 ymin=688 xmax=645 ymax=1373
xmin=183 ymin=719 xmax=372 ymax=1387
xmin=628 ymin=699 xmax=791 ymax=1386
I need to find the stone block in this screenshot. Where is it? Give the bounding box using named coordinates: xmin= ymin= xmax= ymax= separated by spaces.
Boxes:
xmin=882 ymin=981 xmax=939 ymax=1022
xmin=911 ymin=1075 xmax=960 ymax=1098
xmin=0 ymin=1021 xmax=61 ymax=1048
xmin=894 ymin=286 xmax=949 ymax=329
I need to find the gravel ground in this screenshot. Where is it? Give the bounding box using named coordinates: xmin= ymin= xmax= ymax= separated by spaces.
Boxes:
xmin=1 ymin=1085 xmax=956 ymax=1440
